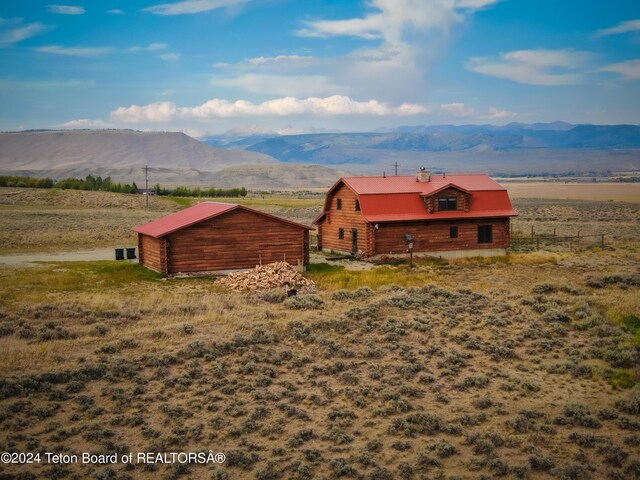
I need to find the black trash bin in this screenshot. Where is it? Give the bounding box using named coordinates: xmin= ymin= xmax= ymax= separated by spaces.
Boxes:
xmin=126 ymin=247 xmax=137 ymax=260
xmin=115 ymin=248 xmax=125 ymax=260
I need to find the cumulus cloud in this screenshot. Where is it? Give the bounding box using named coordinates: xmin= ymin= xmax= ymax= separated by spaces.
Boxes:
xmin=595 ymin=19 xmax=640 ymax=37
xmin=48 ymin=5 xmax=85 ymax=14
xmin=107 ymin=9 xmax=124 ymax=14
xmin=481 ymin=106 xmax=516 ymax=119
xmin=600 ymin=59 xmax=640 ymax=80
xmin=0 ymin=21 xmax=48 ymax=46
xmin=440 ymin=103 xmax=475 ymax=117
xmin=144 ymin=0 xmax=251 ymax=15
xmin=110 ymin=95 xmax=429 ymax=123
xmin=61 ymin=118 xmax=110 ymax=128
xmin=111 ymin=101 xmax=177 ymax=123
xmin=35 ymin=45 xmax=112 ymax=56
xmin=466 ymin=49 xmax=591 ymax=85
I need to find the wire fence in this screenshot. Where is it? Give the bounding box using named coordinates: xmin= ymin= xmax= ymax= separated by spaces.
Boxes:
xmin=511 ymin=225 xmax=606 ymax=252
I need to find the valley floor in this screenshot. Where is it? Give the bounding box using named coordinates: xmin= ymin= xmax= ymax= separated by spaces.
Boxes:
xmin=0 ymin=186 xmax=638 ymax=479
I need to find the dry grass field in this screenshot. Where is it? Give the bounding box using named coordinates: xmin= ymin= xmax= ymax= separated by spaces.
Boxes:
xmin=0 ymin=185 xmax=638 ymax=480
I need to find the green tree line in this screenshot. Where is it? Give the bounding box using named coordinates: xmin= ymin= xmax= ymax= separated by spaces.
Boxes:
xmin=152 ymin=184 xmax=247 ymax=197
xmin=1 ymin=174 xmax=247 ymax=197
xmin=0 ymin=175 xmax=54 ymax=188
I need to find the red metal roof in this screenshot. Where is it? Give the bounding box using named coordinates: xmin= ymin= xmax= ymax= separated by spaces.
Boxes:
xmin=134 ymin=201 xmax=311 ymax=238
xmin=316 ymin=174 xmax=518 ymax=223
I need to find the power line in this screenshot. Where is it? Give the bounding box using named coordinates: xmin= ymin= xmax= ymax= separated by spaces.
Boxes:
xmin=143 ymin=165 xmax=149 ymax=208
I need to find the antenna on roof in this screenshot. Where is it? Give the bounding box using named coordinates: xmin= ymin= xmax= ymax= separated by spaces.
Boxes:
xmin=383 ymin=171 xmax=386 ymax=178
xmin=443 ymin=171 xmax=446 ymax=179
xmin=391 ymin=161 xmax=399 ymax=176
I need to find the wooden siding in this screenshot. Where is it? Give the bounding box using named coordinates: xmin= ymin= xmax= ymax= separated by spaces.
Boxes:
xmin=138 ymin=234 xmax=168 ymax=273
xmin=165 ymin=208 xmax=307 ymax=274
xmin=374 ymin=218 xmax=510 ymax=255
xmin=424 ymin=187 xmax=470 ymax=213
xmin=318 ymin=182 xmax=369 ymax=254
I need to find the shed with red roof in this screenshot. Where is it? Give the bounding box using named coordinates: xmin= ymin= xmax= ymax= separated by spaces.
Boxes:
xmin=133 ymin=202 xmax=311 ymax=274
xmin=313 ymin=169 xmax=518 ymax=258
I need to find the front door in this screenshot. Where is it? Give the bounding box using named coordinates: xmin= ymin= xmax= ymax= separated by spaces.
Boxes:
xmin=351 ymin=229 xmax=358 ymax=254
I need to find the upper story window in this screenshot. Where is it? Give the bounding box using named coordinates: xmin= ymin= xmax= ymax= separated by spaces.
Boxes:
xmin=438 ymin=197 xmax=457 ymax=211
xmin=355 ymin=200 xmax=360 ymax=211
xmin=337 ymin=198 xmax=342 ymax=210
xmin=338 ymin=228 xmax=345 ymax=239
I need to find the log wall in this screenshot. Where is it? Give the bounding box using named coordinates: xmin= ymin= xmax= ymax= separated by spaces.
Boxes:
xmin=165 ymin=209 xmax=308 ymax=274
xmin=317 ymin=182 xmax=370 ymax=254
xmin=138 ymin=234 xmax=168 ymax=273
xmin=374 ymin=218 xmax=510 ymax=255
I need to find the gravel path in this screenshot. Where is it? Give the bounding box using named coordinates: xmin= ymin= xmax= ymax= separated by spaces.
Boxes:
xmin=0 ymin=248 xmax=124 ymax=266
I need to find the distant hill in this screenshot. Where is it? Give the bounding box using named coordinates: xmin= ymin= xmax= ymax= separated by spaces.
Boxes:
xmin=218 ymin=123 xmax=640 ymax=175
xmin=0 ymin=129 xmax=276 ymax=172
xmin=0 ymin=129 xmax=349 ymax=189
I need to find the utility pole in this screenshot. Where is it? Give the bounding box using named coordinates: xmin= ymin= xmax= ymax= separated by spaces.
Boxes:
xmin=391 ymin=161 xmax=399 ymax=176
xmin=143 ymin=165 xmax=149 ymax=208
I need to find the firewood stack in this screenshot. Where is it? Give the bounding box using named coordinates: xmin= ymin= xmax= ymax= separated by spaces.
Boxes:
xmin=219 ymin=261 xmax=315 ymax=292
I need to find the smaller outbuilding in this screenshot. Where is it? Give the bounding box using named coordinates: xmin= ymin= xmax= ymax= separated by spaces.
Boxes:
xmin=134 ymin=202 xmax=311 ymax=274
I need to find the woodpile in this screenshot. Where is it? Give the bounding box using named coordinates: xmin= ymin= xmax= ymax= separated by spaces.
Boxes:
xmin=219 ymin=261 xmax=315 ymax=292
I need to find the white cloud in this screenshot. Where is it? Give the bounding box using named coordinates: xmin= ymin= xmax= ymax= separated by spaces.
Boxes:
xmin=143 ymin=0 xmax=251 ymax=15
xmin=247 ymin=55 xmax=315 ymax=66
xmin=129 ymin=43 xmax=167 ymax=52
xmin=111 ymin=101 xmax=178 ymax=123
xmin=159 ymin=52 xmax=180 ymax=61
xmin=297 ymin=0 xmax=501 ymax=44
xmin=107 ymin=9 xmax=124 ymax=14
xmin=35 ymin=45 xmax=112 ymax=56
xmin=48 ymin=5 xmax=85 ymax=14
xmin=110 ymin=95 xmax=429 ymax=123
xmin=179 ymin=127 xmax=207 ymax=138
xmin=595 ymin=19 xmax=640 ymax=37
xmin=0 ymin=22 xmax=48 ymax=46
xmin=61 ymin=118 xmax=110 ymax=128
xmin=466 ymin=49 xmax=591 ymax=85
xmin=600 ymin=59 xmax=640 ymax=80
xmin=213 ymin=74 xmax=340 ymax=96
xmin=481 ymin=106 xmax=516 ymax=119
xmin=440 ymin=103 xmax=475 ymax=117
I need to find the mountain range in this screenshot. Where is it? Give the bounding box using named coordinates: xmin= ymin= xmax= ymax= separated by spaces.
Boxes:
xmin=0 ymin=123 xmax=638 ymax=190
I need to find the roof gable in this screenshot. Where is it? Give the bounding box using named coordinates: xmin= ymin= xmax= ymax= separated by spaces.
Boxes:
xmin=134 ymin=201 xmax=311 ymax=238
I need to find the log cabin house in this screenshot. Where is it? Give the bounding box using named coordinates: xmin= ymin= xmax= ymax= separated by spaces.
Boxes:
xmin=134 ymin=202 xmax=311 ymax=274
xmin=313 ymin=169 xmax=518 ymax=259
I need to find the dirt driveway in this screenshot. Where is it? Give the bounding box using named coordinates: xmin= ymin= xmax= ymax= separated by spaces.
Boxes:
xmin=0 ymin=248 xmax=118 ymax=266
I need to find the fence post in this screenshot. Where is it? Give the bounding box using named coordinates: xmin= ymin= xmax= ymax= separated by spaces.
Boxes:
xmin=531 ymin=225 xmax=534 ymax=238
xmin=553 ymin=228 xmax=556 ymax=237
xmin=601 ymin=234 xmax=605 ymax=247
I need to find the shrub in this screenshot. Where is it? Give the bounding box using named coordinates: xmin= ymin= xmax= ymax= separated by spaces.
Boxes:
xmin=284 ymin=295 xmax=325 ymax=310
xmin=259 ymin=289 xmax=287 ymax=304
xmin=389 ymin=413 xmax=442 ymax=436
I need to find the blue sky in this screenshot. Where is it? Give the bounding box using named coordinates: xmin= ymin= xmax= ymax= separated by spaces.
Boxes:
xmin=0 ymin=0 xmax=639 ymax=135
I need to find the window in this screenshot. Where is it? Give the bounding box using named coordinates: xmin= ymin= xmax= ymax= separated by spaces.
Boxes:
xmin=338 ymin=228 xmax=344 ymax=239
xmin=438 ymin=197 xmax=457 ymax=211
xmin=355 ymin=199 xmax=360 ymax=211
xmin=478 ymin=225 xmax=493 ymax=244
xmin=450 ymin=226 xmax=458 ymax=239
xmin=337 ymin=198 xmax=342 ymax=210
